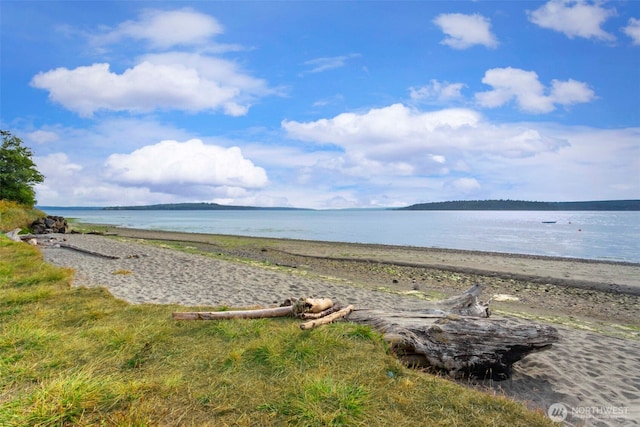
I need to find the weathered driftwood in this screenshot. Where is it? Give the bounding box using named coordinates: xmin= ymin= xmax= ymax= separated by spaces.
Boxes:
xmin=57 ymin=243 xmax=121 ymax=259
xmin=407 ymin=283 xmax=490 ymax=318
xmin=8 ymin=232 xmax=121 ymax=260
xmin=348 ymin=284 xmax=559 ymax=380
xmin=286 ymin=297 xmax=334 ymax=316
xmin=349 ymin=312 xmax=558 ymax=379
xmin=349 ymin=285 xmax=559 ymax=380
xmin=5 ymin=228 xmax=23 ymax=242
xmin=300 ymin=305 xmax=354 ymax=330
xmin=300 ymin=304 xmax=343 ymax=320
xmin=172 ymin=306 xmax=294 ymax=320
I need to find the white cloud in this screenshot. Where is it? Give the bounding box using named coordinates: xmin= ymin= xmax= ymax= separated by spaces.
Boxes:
xmin=622 ymin=17 xmax=640 ymax=45
xmin=433 ymin=13 xmax=498 ymax=49
xmin=527 ymin=0 xmax=616 ymax=41
xmin=445 ymin=177 xmax=482 ymax=193
xmin=27 ymin=130 xmax=59 ymax=144
xmin=31 ymin=9 xmax=275 ymax=117
xmin=475 ymin=67 xmax=595 ymax=113
xmin=283 ymin=103 xmax=569 ymax=181
xmin=104 ymin=139 xmax=268 ymax=194
xmin=33 ymin=153 xmax=84 ymax=205
xmin=302 ymin=54 xmax=361 ymax=74
xmin=35 ymin=153 xmax=83 ymax=178
xmin=549 ymin=79 xmax=597 ymax=104
xmin=92 ymin=8 xmax=224 ymax=49
xmin=31 ymin=55 xmax=272 ymax=117
xmin=409 ymin=80 xmax=466 ymax=103
xmin=485 ymin=126 xmax=640 ymax=201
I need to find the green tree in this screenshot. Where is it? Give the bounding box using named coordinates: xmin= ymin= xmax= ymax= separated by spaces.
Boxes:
xmin=0 ymin=130 xmax=45 ymax=207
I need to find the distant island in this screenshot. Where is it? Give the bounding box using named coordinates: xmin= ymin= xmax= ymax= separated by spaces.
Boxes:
xmin=398 ymin=199 xmax=640 ymax=211
xmin=103 ymin=202 xmax=309 ymax=211
xmin=100 ymin=199 xmax=640 ymax=211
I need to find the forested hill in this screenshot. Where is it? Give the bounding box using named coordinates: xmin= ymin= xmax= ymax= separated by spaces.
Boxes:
xmin=398 ymin=200 xmax=640 ymax=211
xmin=103 ymin=203 xmax=308 ymax=211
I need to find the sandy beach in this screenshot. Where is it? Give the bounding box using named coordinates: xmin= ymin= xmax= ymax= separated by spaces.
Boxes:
xmin=38 ymin=229 xmax=640 ymax=426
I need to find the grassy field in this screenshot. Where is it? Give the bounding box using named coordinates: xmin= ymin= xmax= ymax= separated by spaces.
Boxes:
xmin=0 ymin=206 xmax=554 ymax=426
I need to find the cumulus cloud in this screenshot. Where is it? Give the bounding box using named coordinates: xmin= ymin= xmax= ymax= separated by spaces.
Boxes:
xmin=527 ymin=0 xmax=616 ymax=41
xmin=31 ymin=56 xmax=272 ymax=117
xmin=302 ymin=54 xmax=361 ymax=74
xmin=31 ymin=9 xmax=274 ymax=117
xmin=104 ymin=139 xmax=268 ymax=196
xmin=409 ymin=80 xmax=466 ymax=103
xmin=475 ymin=67 xmax=595 ymax=113
xmin=433 ymin=13 xmax=498 ymax=49
xmin=282 ymin=103 xmax=569 ymax=181
xmin=622 ymin=18 xmax=640 ymax=45
xmin=92 ymin=8 xmax=224 ymax=49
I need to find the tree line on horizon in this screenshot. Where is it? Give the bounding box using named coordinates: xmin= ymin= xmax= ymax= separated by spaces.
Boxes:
xmin=101 ymin=199 xmax=640 ymax=211
xmin=399 ymin=199 xmax=640 ymax=211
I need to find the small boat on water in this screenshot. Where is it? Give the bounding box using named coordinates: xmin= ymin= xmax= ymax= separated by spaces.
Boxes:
xmin=541 ymin=221 xmax=557 ymax=224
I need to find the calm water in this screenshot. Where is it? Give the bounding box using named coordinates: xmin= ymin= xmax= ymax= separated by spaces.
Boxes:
xmin=42 ymin=208 xmax=640 ymax=263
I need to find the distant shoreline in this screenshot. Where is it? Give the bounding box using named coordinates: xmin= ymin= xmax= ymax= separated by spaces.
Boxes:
xmin=38 ymin=199 xmax=640 ymax=211
xmin=398 ymin=199 xmax=640 ymax=211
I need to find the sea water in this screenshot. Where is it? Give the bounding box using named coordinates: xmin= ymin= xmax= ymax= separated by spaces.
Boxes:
xmin=41 ymin=208 xmax=640 ymax=263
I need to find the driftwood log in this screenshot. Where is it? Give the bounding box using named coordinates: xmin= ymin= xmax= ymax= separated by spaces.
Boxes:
xmin=172 ymin=298 xmax=335 ymax=321
xmin=348 ymin=284 xmax=559 ymax=380
xmin=172 ymin=306 xmax=294 ymax=320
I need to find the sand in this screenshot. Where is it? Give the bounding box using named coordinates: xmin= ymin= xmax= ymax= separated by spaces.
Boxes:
xmin=37 ymin=230 xmax=640 ymax=426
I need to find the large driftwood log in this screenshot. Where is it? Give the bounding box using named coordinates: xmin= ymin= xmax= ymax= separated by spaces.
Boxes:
xmin=348 ymin=284 xmax=559 ymax=380
xmin=173 ymin=306 xmax=293 ymax=320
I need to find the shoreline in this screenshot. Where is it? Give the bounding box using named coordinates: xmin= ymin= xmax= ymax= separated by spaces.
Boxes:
xmin=108 ymin=225 xmax=640 ymax=266
xmin=87 ymin=224 xmax=640 ymax=296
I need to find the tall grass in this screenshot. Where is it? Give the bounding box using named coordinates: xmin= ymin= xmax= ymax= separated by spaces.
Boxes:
xmin=0 ymin=236 xmax=554 ymax=426
xmin=0 ymin=200 xmax=45 ymax=232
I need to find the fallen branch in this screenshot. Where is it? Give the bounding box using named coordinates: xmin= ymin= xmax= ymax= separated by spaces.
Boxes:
xmin=58 ymin=243 xmax=121 ymax=259
xmin=172 ymin=306 xmax=293 ymax=320
xmin=300 ymin=304 xmax=343 ymax=320
xmin=299 ymin=305 xmax=354 ymax=330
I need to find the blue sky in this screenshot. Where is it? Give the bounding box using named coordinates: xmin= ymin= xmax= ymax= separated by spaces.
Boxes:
xmin=1 ymin=1 xmax=639 ymax=208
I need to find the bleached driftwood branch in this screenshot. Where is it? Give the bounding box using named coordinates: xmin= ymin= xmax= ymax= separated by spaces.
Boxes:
xmin=300 ymin=305 xmax=354 ymax=330
xmin=172 ymin=306 xmax=294 ymax=320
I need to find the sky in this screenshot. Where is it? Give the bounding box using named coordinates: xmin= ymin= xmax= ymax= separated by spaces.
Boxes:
xmin=1 ymin=0 xmax=639 ymax=209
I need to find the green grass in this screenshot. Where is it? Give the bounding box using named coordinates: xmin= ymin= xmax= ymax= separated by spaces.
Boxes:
xmin=0 ymin=200 xmax=45 ymax=232
xmin=0 ymin=236 xmax=555 ymax=426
